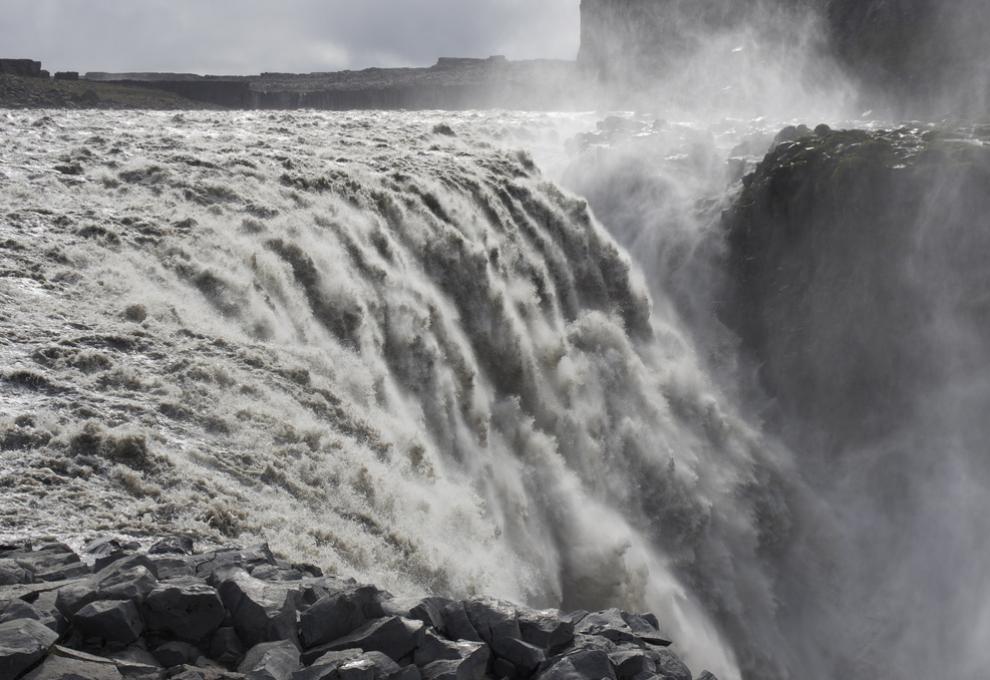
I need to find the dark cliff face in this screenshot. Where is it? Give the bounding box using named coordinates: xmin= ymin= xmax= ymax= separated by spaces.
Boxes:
xmin=722 ymin=125 xmax=990 ymax=453
xmin=825 ymin=0 xmax=990 ymax=115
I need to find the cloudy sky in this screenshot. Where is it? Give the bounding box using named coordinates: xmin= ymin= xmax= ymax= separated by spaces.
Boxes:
xmin=2 ymin=0 xmax=581 ymax=75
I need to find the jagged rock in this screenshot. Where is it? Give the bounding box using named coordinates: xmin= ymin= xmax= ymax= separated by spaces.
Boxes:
xmin=108 ymin=645 xmax=162 ymax=677
xmin=1 ymin=599 xmax=44 ymax=624
xmin=492 ymin=637 xmax=544 ymax=675
xmin=301 ymin=617 xmax=422 ymax=666
xmin=464 ymin=599 xmax=519 ymax=646
xmin=213 ymin=568 xmax=301 ymax=647
xmin=640 ymin=646 xmax=690 ymax=680
xmin=56 ymin=564 xmax=158 ymax=616
xmin=11 ymin=544 xmax=90 ymax=583
xmin=154 ymin=640 xmax=202 ymax=667
xmin=420 ymin=655 xmax=491 ymax=680
xmin=0 ymin=559 xmax=32 ymax=585
xmin=194 ymin=546 xmax=277 ymax=580
xmin=696 ymin=672 xmax=717 ymax=680
xmin=238 ymin=640 xmax=301 ymax=680
xmin=149 ymin=537 xmax=195 ymax=555
xmin=292 ymin=648 xmax=363 ymax=680
xmin=143 ymin=578 xmax=225 ymax=641
xmin=73 ymin=599 xmax=145 ymax=644
xmin=517 ymin=610 xmax=573 ymax=652
xmin=607 ymin=649 xmax=652 ymax=680
xmin=439 ymin=603 xmax=481 ymax=642
xmin=0 ymin=618 xmax=59 ymax=678
xmin=210 ymin=627 xmax=245 ymax=668
xmin=617 ymin=614 xmax=668 ymax=647
xmin=413 ymin=630 xmax=488 ymax=671
xmin=572 ymin=610 xmax=641 ymax=645
xmin=381 ymin=597 xmax=449 ymax=631
xmin=250 ymin=565 xmax=304 ymax=582
xmin=536 ymin=649 xmax=616 ymax=680
xmin=169 ymin=666 xmax=246 ymax=680
xmin=298 ymin=586 xmax=386 ymax=649
xmin=22 ymin=647 xmax=124 ymax=680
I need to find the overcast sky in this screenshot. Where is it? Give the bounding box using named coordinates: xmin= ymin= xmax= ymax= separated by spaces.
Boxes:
xmin=2 ymin=0 xmax=581 ymax=75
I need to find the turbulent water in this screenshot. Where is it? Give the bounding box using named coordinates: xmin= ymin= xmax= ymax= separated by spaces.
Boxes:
xmin=2 ymin=107 xmax=987 ymax=680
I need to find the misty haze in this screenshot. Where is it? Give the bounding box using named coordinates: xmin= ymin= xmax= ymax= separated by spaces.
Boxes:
xmin=0 ymin=2 xmax=988 ymax=680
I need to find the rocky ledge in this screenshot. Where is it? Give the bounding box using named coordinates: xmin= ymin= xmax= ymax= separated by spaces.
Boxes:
xmin=0 ymin=537 xmax=717 ymax=680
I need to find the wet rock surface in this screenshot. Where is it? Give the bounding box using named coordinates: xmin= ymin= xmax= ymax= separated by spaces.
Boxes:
xmin=0 ymin=538 xmax=716 ymax=680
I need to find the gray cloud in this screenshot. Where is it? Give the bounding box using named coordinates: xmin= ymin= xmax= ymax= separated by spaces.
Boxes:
xmin=1 ymin=0 xmax=580 ymax=74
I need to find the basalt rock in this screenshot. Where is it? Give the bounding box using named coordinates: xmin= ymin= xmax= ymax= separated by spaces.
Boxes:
xmin=0 ymin=538 xmax=707 ymax=680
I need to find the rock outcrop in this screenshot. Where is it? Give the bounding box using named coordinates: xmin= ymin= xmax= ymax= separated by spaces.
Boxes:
xmin=722 ymin=124 xmax=990 ymax=450
xmin=0 ymin=537 xmax=720 ymax=680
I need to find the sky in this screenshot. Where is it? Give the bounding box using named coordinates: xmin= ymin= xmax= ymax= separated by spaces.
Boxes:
xmin=1 ymin=0 xmax=581 ymax=75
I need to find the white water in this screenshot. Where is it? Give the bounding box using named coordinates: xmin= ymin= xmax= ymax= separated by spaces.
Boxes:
xmin=2 ymin=100 xmax=988 ymax=680
xmin=0 ymin=109 xmax=785 ymax=679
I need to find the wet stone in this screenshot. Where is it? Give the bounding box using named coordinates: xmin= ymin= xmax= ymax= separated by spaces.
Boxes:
xmin=0 ymin=618 xmax=59 ymax=678
xmin=298 ymin=586 xmax=386 ymax=649
xmin=301 ymin=617 xmax=422 ymax=666
xmin=73 ymin=599 xmax=144 ymax=644
xmin=143 ymin=578 xmax=225 ymax=641
xmin=238 ymin=640 xmax=301 ymax=680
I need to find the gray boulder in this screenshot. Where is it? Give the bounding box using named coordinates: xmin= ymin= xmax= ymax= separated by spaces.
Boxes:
xmin=0 ymin=559 xmax=32 ymax=586
xmin=464 ymin=599 xmax=519 ymax=646
xmin=149 ymin=536 xmax=195 ymax=556
xmin=618 ymin=613 xmax=668 ymax=647
xmin=292 ymin=648 xmax=363 ymax=680
xmin=573 ymin=610 xmax=640 ymax=645
xmin=210 ymin=626 xmax=246 ymax=668
xmin=154 ymin=640 xmax=201 ymax=667
xmin=491 ymin=637 xmax=544 ymax=675
xmin=22 ymin=647 xmax=124 ymax=680
xmin=420 ymin=656 xmax=492 ymax=680
xmin=213 ymin=568 xmax=301 ymax=646
xmin=439 ymin=603 xmax=481 ymax=643
xmin=0 ymin=618 xmax=59 ymax=678
xmin=238 ymin=640 xmax=301 ymax=680
xmin=517 ymin=610 xmax=573 ymax=652
xmin=298 ymin=586 xmax=385 ymax=649
xmin=413 ymin=631 xmax=488 ymax=680
xmin=640 ymin=646 xmax=691 ymax=680
xmin=536 ymin=650 xmax=616 ymax=680
xmin=73 ymin=599 xmax=144 ymax=644
xmin=301 ymin=617 xmax=422 ymax=665
xmin=381 ymin=597 xmax=449 ymax=631
xmin=144 ymin=578 xmax=225 ymax=641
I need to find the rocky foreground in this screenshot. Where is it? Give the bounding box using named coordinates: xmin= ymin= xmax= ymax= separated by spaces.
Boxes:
xmin=0 ymin=538 xmax=715 ymax=680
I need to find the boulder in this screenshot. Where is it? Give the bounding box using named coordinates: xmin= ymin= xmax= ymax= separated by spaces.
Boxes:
xmin=298 ymin=586 xmax=386 ymax=649
xmin=381 ymin=597 xmax=449 ymax=631
xmin=696 ymin=672 xmax=717 ymax=680
xmin=420 ymin=656 xmax=492 ymax=680
xmin=463 ymin=599 xmax=519 ymax=646
xmin=413 ymin=632 xmax=488 ymax=680
xmin=517 ymin=610 xmax=573 ymax=652
xmin=148 ymin=537 xmax=195 ymax=555
xmin=147 ymin=555 xmax=196 ymax=581
xmin=143 ymin=578 xmax=225 ymax=641
xmin=213 ymin=568 xmax=301 ymax=647
xmin=640 ymin=646 xmax=690 ymax=680
xmin=617 ymin=614 xmax=668 ymax=647
xmin=0 ymin=599 xmax=44 ymax=624
xmin=73 ymin=599 xmax=144 ymax=644
xmin=154 ymin=640 xmax=202 ymax=667
xmin=536 ymin=650 xmax=616 ymax=680
xmin=573 ymin=610 xmax=639 ymax=645
xmin=607 ymin=649 xmax=652 ymax=680
xmin=301 ymin=617 xmax=422 ymax=665
xmin=0 ymin=559 xmax=32 ymax=586
xmin=292 ymin=648 xmax=363 ymax=679
xmin=194 ymin=546 xmax=277 ymax=580
xmin=491 ymin=637 xmax=544 ymax=675
xmin=22 ymin=648 xmax=124 ymax=680
xmin=168 ymin=665 xmax=246 ymax=680
xmin=0 ymin=618 xmax=59 ymax=678
xmin=439 ymin=603 xmax=481 ymax=643
xmin=209 ymin=626 xmax=245 ymax=668
xmin=238 ymin=640 xmax=301 ymax=680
